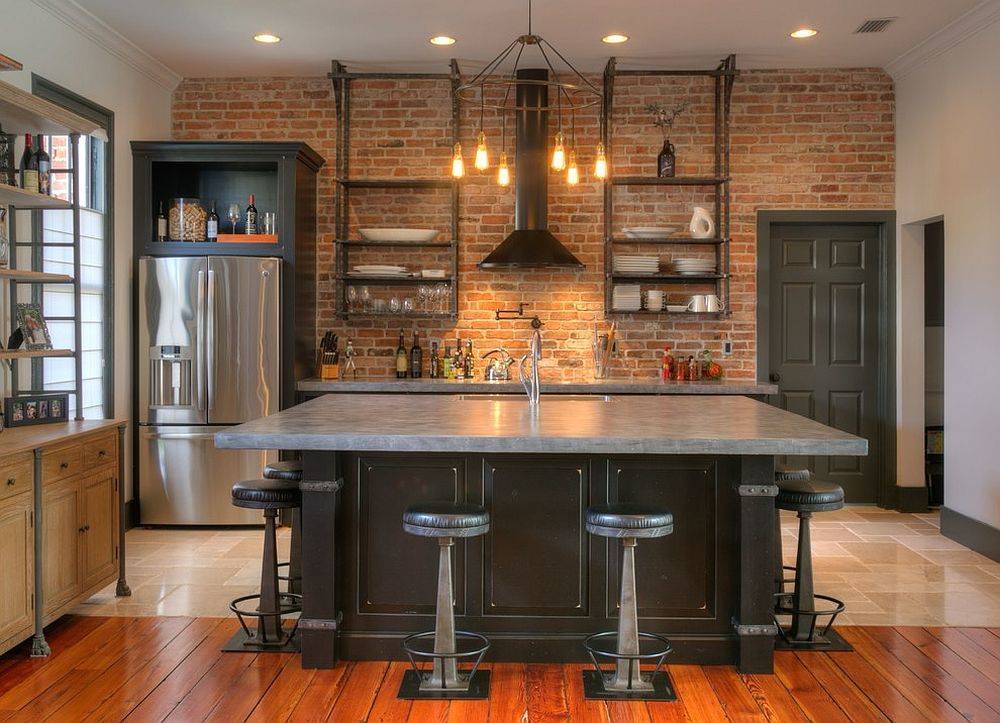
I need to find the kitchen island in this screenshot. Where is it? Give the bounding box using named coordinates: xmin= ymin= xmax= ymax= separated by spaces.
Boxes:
xmin=216 ymin=394 xmax=865 ymax=674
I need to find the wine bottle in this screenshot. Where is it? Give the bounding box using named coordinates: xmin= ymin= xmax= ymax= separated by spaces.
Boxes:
xmin=207 ymin=201 xmax=219 ymax=241
xmin=442 ymin=345 xmax=452 ymax=379
xmin=395 ymin=330 xmax=407 ymax=379
xmin=156 ymin=202 xmax=167 ymax=242
xmin=454 ymin=338 xmax=464 ymax=380
xmin=464 ymin=339 xmax=474 ymax=380
xmin=35 ymin=135 xmax=50 ymax=195
xmin=245 ymin=194 xmax=258 ymax=234
xmin=429 ymin=341 xmax=439 ymax=379
xmin=410 ymin=330 xmax=423 ymax=378
xmin=657 ymin=139 xmax=676 ymax=178
xmin=0 ymin=124 xmax=15 ymax=186
xmin=19 ymin=134 xmax=38 ymax=193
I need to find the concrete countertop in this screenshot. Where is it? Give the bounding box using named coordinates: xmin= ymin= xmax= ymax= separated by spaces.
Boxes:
xmin=297 ymin=377 xmax=778 ymax=396
xmin=216 ymin=393 xmax=866 ymax=456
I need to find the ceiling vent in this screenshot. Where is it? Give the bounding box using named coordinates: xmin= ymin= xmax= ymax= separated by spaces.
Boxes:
xmin=854 ymin=18 xmax=897 ymax=33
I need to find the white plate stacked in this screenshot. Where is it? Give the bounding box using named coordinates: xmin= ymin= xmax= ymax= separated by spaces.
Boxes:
xmin=358 ymin=228 xmax=439 ymax=243
xmin=612 ymin=284 xmax=643 ymax=311
xmin=622 ymin=226 xmax=678 ymax=239
xmin=613 ymin=255 xmax=660 ymax=276
xmin=349 ymin=264 xmax=411 ymax=277
xmin=671 ymin=258 xmax=716 ymax=276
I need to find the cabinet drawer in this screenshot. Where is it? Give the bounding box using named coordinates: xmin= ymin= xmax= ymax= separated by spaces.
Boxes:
xmin=0 ymin=453 xmax=33 ymax=502
xmin=41 ymin=444 xmax=82 ymax=485
xmin=82 ymin=433 xmax=117 ymax=471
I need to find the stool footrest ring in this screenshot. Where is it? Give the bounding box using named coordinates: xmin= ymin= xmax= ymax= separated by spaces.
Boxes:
xmin=773 ymin=592 xmax=846 ymax=645
xmin=583 ymin=631 xmax=673 ymax=690
xmin=229 ymin=592 xmax=302 ymax=647
xmin=401 ymin=630 xmax=490 ymax=693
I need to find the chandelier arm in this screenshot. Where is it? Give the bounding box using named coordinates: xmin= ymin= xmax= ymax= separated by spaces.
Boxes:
xmin=464 ymin=38 xmax=520 ymax=88
xmin=538 ymin=38 xmax=602 ymax=95
xmin=534 ymin=41 xmax=562 ymax=129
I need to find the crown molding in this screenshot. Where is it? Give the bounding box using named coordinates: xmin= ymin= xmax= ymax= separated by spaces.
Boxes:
xmin=31 ymin=0 xmax=182 ymax=91
xmin=886 ymin=0 xmax=1000 ymax=80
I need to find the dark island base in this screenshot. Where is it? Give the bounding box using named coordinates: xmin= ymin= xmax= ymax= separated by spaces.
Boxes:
xmin=298 ymin=451 xmax=778 ymax=673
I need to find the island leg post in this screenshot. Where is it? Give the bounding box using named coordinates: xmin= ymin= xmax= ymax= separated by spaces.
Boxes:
xmin=735 ymin=455 xmax=778 ymax=674
xmin=115 ymin=424 xmax=131 ymax=597
xmin=298 ymin=451 xmax=342 ymax=669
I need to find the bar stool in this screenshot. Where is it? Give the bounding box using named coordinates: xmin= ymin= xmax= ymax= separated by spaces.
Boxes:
xmin=222 ymin=478 xmax=302 ymax=653
xmin=264 ymin=460 xmax=302 ymax=595
xmin=582 ymin=504 xmax=675 ymax=701
xmin=773 ymin=473 xmax=851 ymax=651
xmin=397 ymin=502 xmax=491 ymax=700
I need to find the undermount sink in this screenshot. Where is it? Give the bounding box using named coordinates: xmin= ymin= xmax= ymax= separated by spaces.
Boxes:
xmin=455 ymin=394 xmax=614 ymax=402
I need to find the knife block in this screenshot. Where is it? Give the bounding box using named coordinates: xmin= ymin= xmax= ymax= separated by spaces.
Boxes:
xmin=318 ymin=361 xmax=340 ymax=380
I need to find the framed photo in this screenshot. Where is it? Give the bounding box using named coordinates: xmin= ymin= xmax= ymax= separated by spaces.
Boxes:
xmin=16 ymin=303 xmax=53 ymax=350
xmin=3 ymin=393 xmax=68 ymax=427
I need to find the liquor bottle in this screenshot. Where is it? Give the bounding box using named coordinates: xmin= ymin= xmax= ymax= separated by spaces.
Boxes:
xmin=442 ymin=345 xmax=452 ymax=379
xmin=453 ymin=338 xmax=464 ymax=381
xmin=657 ymin=139 xmax=676 ymax=178
xmin=661 ymin=346 xmax=671 ymax=381
xmin=34 ymin=135 xmax=50 ymax=195
xmin=156 ymin=202 xmax=167 ymax=242
xmin=464 ymin=339 xmax=474 ymax=380
xmin=395 ymin=330 xmax=407 ymax=379
xmin=206 ymin=201 xmax=219 ymax=241
xmin=19 ymin=134 xmax=38 ymax=193
xmin=429 ymin=341 xmax=439 ymax=379
xmin=410 ymin=330 xmax=423 ymax=378
xmin=245 ymin=194 xmax=258 ymax=234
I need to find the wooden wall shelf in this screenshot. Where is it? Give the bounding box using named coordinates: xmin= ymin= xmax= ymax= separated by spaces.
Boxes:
xmin=0 ymin=269 xmax=73 ymax=283
xmin=0 ymin=349 xmax=74 ymax=360
xmin=0 ymin=184 xmax=72 ymax=209
xmin=0 ymin=78 xmax=107 ymax=140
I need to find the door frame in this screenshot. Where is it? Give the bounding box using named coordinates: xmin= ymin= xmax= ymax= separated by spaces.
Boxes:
xmin=756 ymin=210 xmax=897 ymax=508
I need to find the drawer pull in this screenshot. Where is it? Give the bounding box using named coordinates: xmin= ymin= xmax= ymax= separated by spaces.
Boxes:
xmin=6 ymin=478 xmax=14 ymax=486
xmin=98 ymin=450 xmax=107 ymax=457
xmin=60 ymin=462 xmax=69 ymax=469
xmin=78 ymin=525 xmax=86 ymax=533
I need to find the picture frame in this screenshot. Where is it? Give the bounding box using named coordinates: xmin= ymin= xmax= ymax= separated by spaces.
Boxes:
xmin=3 ymin=393 xmax=68 ymax=428
xmin=16 ymin=303 xmax=52 ymax=350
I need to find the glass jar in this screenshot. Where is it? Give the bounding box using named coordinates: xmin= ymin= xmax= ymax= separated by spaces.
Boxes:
xmin=168 ymin=198 xmax=207 ymax=242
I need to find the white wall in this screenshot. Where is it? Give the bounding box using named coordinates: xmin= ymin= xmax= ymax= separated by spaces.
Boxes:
xmin=896 ymin=18 xmax=1000 ymax=528
xmin=1 ymin=1 xmax=176 ymax=499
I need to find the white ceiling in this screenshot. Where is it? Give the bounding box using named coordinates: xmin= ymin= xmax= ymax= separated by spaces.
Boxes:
xmin=74 ymin=0 xmax=978 ymax=78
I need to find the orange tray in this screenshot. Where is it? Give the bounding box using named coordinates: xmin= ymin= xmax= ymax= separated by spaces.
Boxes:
xmin=217 ymin=233 xmax=278 ymax=244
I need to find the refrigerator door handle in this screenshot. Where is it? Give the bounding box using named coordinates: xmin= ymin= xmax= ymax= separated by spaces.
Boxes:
xmin=206 ymin=268 xmax=216 ymax=411
xmin=196 ymin=268 xmax=206 ymax=411
xmin=144 ymin=431 xmax=221 ymax=441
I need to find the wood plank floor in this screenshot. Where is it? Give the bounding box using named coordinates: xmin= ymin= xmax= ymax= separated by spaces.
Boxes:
xmin=2 ymin=617 xmax=1000 ymax=721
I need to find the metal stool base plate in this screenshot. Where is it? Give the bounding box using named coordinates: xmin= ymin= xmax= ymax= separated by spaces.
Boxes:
xmin=774 ymin=626 xmax=852 ymax=652
xmin=397 ymin=669 xmax=490 ymax=700
xmin=582 ymin=670 xmax=676 ymax=701
xmin=221 ymin=626 xmax=300 ymax=653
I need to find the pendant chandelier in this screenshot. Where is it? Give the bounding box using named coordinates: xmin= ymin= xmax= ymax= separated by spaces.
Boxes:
xmin=451 ymin=0 xmax=608 ymax=185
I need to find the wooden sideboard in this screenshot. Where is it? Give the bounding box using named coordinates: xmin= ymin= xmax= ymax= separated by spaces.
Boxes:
xmin=0 ymin=419 xmax=128 ymax=657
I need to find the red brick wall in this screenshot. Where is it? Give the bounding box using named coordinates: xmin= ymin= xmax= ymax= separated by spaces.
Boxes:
xmin=172 ymin=68 xmax=894 ymax=380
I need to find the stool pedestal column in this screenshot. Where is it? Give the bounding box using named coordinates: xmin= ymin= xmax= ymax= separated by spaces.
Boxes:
xmin=610 ymin=538 xmax=651 ymax=692
xmin=426 ymin=537 xmax=461 ymax=690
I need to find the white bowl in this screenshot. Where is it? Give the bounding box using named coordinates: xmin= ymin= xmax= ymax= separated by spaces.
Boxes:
xmin=359 ymin=228 xmax=440 ymax=243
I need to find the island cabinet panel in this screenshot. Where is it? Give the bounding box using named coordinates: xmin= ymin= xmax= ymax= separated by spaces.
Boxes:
xmin=482 ymin=456 xmax=590 ymax=617
xmin=42 ymin=477 xmax=84 ymax=616
xmin=81 ymin=470 xmax=118 ymax=589
xmin=605 ymin=457 xmax=738 ymax=632
xmin=0 ymin=492 xmax=33 ymax=652
xmin=348 ymin=454 xmax=470 ymax=617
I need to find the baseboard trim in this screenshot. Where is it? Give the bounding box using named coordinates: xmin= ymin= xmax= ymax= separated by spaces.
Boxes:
xmin=896 ymin=486 xmax=929 ymax=513
xmin=940 ymin=507 xmax=1000 ymax=563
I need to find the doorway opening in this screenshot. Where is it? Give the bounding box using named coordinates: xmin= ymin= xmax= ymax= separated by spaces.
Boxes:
xmin=924 ymin=221 xmax=944 ymax=507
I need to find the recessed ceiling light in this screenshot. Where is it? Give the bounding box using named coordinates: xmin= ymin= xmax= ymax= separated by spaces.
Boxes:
xmin=253 ymin=33 xmax=281 ymax=44
xmin=602 ymin=34 xmax=629 ymax=44
xmin=429 ymin=35 xmax=457 ymax=46
xmin=790 ymin=27 xmax=818 ymax=39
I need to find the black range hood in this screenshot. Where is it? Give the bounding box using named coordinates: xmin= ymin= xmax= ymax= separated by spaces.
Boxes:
xmin=478 ymin=68 xmax=585 ymax=269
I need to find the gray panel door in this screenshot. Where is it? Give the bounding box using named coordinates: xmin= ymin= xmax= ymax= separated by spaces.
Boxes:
xmin=769 ymin=223 xmax=879 ymax=501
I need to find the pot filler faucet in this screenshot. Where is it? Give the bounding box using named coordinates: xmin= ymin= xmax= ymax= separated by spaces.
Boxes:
xmin=495 ymin=304 xmax=543 ymax=406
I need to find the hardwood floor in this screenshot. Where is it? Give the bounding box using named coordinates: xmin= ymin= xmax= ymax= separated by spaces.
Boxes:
xmin=2 ymin=617 xmax=999 ymax=721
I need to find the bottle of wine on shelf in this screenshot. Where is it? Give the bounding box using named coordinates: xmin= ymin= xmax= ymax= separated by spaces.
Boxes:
xmin=245 ymin=194 xmax=258 ymax=234
xmin=442 ymin=345 xmax=452 ymax=379
xmin=206 ymin=201 xmax=219 ymax=241
xmin=35 ymin=135 xmax=50 ymax=196
xmin=395 ymin=330 xmax=408 ymax=379
xmin=410 ymin=330 xmax=423 ymax=378
xmin=19 ymin=134 xmax=38 ymax=193
xmin=156 ymin=202 xmax=167 ymax=242
xmin=464 ymin=339 xmax=474 ymax=380
xmin=429 ymin=341 xmax=439 ymax=379
xmin=454 ymin=338 xmax=464 ymax=380
xmin=0 ymin=123 xmax=13 ymax=186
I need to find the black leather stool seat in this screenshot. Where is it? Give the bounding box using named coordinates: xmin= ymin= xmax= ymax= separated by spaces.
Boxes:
xmin=586 ymin=504 xmax=673 ymax=538
xmin=775 ymin=466 xmax=811 ymax=483
xmin=264 ymin=460 xmax=303 ymax=482
xmin=231 ymin=479 xmax=302 ymax=510
xmin=776 ymin=478 xmax=844 ymax=512
xmin=403 ymin=502 xmax=490 ymax=537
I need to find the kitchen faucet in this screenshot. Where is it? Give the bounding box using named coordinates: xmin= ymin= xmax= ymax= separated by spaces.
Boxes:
xmin=518 ymin=328 xmax=541 ymax=406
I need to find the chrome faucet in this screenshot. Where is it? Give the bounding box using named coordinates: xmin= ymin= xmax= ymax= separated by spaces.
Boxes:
xmin=518 ymin=328 xmax=541 ymax=406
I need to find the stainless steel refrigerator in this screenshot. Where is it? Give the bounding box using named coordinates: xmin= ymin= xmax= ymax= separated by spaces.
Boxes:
xmin=138 ymin=256 xmax=280 ymax=524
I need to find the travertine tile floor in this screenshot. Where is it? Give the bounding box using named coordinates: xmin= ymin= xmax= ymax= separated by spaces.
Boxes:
xmin=74 ymin=507 xmax=1000 ymax=626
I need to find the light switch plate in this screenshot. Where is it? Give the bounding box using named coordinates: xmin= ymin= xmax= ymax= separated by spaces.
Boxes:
xmin=723 ymin=339 xmax=733 ymax=355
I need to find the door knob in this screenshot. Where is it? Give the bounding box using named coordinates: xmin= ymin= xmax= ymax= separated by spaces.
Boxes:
xmin=6 ymin=478 xmax=14 ymax=486
xmin=769 ymin=372 xmax=781 ymax=382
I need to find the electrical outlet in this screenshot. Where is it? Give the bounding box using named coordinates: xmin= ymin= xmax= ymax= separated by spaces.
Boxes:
xmin=723 ymin=339 xmax=733 ymax=355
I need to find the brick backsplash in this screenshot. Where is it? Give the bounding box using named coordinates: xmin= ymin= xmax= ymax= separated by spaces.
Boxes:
xmin=172 ymin=68 xmax=894 ymax=380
